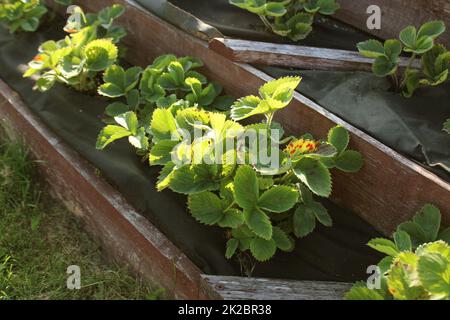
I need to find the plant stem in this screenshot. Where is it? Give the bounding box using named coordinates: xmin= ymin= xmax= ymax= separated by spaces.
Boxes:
xmin=277 ymin=171 xmax=294 ymax=184
xmin=266 ymin=112 xmax=275 ymax=152
xmin=224 ymin=201 xmax=236 ymax=212
xmin=399 ymin=53 xmax=417 ymax=89
xmin=79 ymin=70 xmax=88 ymax=91
xmin=259 ymin=15 xmax=273 ymax=31
xmin=391 ymin=72 xmax=399 ymax=91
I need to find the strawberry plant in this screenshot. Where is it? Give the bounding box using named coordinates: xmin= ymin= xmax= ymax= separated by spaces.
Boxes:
xmin=346 ymin=204 xmax=450 ymax=300
xmin=357 ymin=21 xmax=449 ymax=97
xmin=229 ymin=0 xmax=340 ymax=41
xmin=96 ymin=74 xmax=364 ymax=264
xmin=444 ymin=119 xmax=450 ymax=134
xmin=23 ymin=4 xmax=125 ymax=92
xmin=97 ymin=55 xmax=234 ymax=118
xmin=0 ymin=0 xmax=47 ymax=33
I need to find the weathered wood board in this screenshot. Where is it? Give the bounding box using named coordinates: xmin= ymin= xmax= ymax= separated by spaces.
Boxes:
xmin=200 ymin=275 xmax=352 ymax=300
xmin=335 ymin=0 xmax=450 ymax=47
xmin=68 ymin=0 xmax=450 ymax=235
xmin=209 ymin=37 xmax=421 ymax=71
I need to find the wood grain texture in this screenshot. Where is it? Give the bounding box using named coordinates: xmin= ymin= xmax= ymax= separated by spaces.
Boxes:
xmin=60 ymin=0 xmax=450 ymax=236
xmin=0 ymin=78 xmax=207 ymax=300
xmin=200 ymin=275 xmax=352 ymax=300
xmin=335 ymin=0 xmax=450 ymax=47
xmin=209 ymin=37 xmax=421 ymax=71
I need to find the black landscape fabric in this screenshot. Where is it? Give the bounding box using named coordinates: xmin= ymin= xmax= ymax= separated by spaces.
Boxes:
xmin=0 ymin=24 xmax=383 ymax=282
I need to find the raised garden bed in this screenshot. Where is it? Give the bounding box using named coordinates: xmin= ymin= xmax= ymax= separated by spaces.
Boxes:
xmin=0 ymin=0 xmax=449 ymax=300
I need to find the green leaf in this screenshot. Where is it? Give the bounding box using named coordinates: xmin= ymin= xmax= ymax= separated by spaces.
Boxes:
xmin=318 ymin=0 xmax=340 ymax=14
xmin=198 ymin=82 xmax=223 ymax=106
xmin=35 ymin=72 xmax=56 ymax=92
xmin=303 ymin=0 xmax=321 ymax=13
xmin=378 ymin=256 xmax=394 ymax=273
xmin=327 ymin=125 xmax=349 ymax=154
xmin=105 ymin=102 xmax=129 ymax=117
xmin=167 ymin=61 xmax=185 ymax=87
xmin=298 ymin=183 xmax=313 ymax=204
xmin=393 ymin=230 xmax=412 ymax=252
xmin=232 ymin=226 xmax=254 ymax=251
xmin=372 ymin=56 xmax=398 ymax=77
xmin=218 ymin=209 xmax=244 ymax=229
xmin=258 ymin=177 xmax=274 ymax=190
xmin=150 ymin=108 xmax=178 ymax=141
xmin=403 ymin=69 xmax=421 ymax=98
xmin=128 ymin=127 xmax=149 ymax=150
xmin=188 ymin=192 xmax=225 ymax=225
xmin=293 ymin=204 xmax=316 ymax=238
xmin=272 ymin=227 xmax=293 ymax=251
xmin=399 ymin=26 xmax=417 ymax=49
xmin=233 ymin=166 xmax=259 ymax=210
xmin=225 ymin=239 xmax=239 ymax=259
xmin=288 ymin=23 xmax=313 ymax=41
xmin=96 ymin=125 xmax=131 ymax=150
xmin=334 ymin=150 xmax=364 ymax=172
xmin=185 ymin=77 xmax=202 ymax=98
xmin=103 ymin=65 xmax=125 ymax=88
xmin=357 ymin=39 xmax=385 ymax=58
xmin=250 ymin=237 xmax=277 ymax=262
xmin=413 ymin=204 xmax=441 ymax=242
xmin=417 ymin=21 xmax=446 ymax=40
xmin=387 ymin=261 xmax=423 ymax=300
xmin=368 ymin=238 xmax=399 ymax=257
xmin=384 ymin=39 xmax=402 ymax=60
xmin=149 ymin=140 xmax=179 ymax=165
xmin=83 ymin=39 xmax=118 ymax=72
xmin=98 ymin=83 xmax=124 ymax=97
xmin=124 ymin=66 xmax=142 ymax=91
xmin=244 ymin=208 xmax=272 ymax=240
xmin=169 ymin=165 xmax=220 ymax=195
xmin=209 ymin=95 xmax=235 ymax=111
xmin=259 ymin=76 xmax=301 ymax=102
xmin=156 ymin=162 xmax=176 ymax=191
xmin=230 ymin=95 xmax=263 ymax=121
xmin=126 ymin=89 xmax=140 ymax=110
xmin=257 ymin=185 xmax=298 ymax=213
xmin=397 ymin=221 xmax=428 ymax=246
xmin=345 ymin=282 xmax=386 ymax=300
xmin=309 ymin=202 xmax=332 ymax=227
xmin=293 ymin=157 xmax=332 ymax=197
xmin=421 ymin=45 xmax=450 ymax=85
xmin=21 ymin=17 xmax=39 ymax=32
xmin=97 ymin=4 xmax=125 ymax=29
xmin=444 ymin=119 xmax=450 ymax=134
xmin=265 ymin=2 xmax=287 ymax=17
xmin=413 ymin=36 xmax=434 ymax=54
xmin=114 ymin=112 xmax=138 ymax=135
xmin=418 ymin=252 xmax=450 ymax=299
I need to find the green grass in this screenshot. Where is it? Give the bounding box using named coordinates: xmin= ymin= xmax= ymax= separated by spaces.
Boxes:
xmin=0 ymin=137 xmax=164 ymax=300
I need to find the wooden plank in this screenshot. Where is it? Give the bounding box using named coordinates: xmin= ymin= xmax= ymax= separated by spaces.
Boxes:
xmin=68 ymin=0 xmax=450 ymax=235
xmin=200 ymin=275 xmax=352 ymax=300
xmin=0 ymin=78 xmax=208 ymax=300
xmin=335 ymin=0 xmax=450 ymax=47
xmin=209 ymin=37 xmax=421 ymax=71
